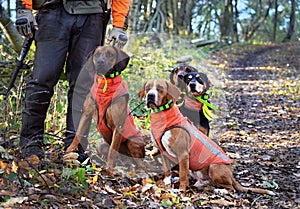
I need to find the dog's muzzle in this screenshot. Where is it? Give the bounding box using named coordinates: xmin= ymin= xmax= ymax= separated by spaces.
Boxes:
xmin=146 ymin=93 xmax=156 ymax=107
xmin=95 ymin=58 xmax=111 ymax=75
xmin=189 ymin=82 xmax=197 ymax=91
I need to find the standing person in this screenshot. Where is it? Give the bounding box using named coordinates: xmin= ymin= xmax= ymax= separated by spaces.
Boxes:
xmin=15 ymin=0 xmax=130 ymax=162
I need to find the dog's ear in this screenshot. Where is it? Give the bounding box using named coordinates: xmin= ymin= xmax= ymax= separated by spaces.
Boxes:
xmin=113 ymin=47 xmax=130 ymax=72
xmin=199 ymin=72 xmax=212 ymax=90
xmin=87 ymin=46 xmax=98 ymax=60
xmin=166 ymin=81 xmax=181 ymax=102
xmin=82 ymin=47 xmax=97 ymax=73
xmin=137 ymin=83 xmax=146 ymax=100
xmin=186 ymin=65 xmax=198 ymax=72
xmin=169 ymin=66 xmax=179 ymax=84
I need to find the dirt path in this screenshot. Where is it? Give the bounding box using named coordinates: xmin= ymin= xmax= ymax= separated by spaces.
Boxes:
xmin=210 ymin=43 xmax=300 ymax=208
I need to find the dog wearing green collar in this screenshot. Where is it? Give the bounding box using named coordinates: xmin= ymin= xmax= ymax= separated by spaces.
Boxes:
xmin=170 ymin=65 xmax=216 ymax=136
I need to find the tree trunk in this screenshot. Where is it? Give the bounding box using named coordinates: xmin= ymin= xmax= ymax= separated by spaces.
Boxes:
xmin=129 ymin=0 xmax=141 ymax=34
xmin=173 ymin=0 xmax=179 ymax=34
xmin=272 ymin=0 xmax=278 ymax=42
xmin=162 ymin=0 xmax=174 ymax=33
xmin=233 ymin=0 xmax=239 ymax=42
xmin=176 ymin=0 xmax=193 ymax=35
xmin=0 ymin=6 xmax=23 ymax=53
xmin=219 ymin=0 xmax=234 ymax=42
xmin=183 ymin=0 xmax=194 ymax=35
xmin=283 ymin=0 xmax=296 ymax=42
xmin=244 ymin=0 xmax=272 ymax=41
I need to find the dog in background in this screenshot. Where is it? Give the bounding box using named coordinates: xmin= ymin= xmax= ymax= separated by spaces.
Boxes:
xmin=170 ymin=65 xmax=212 ymax=136
xmin=138 ymin=79 xmax=275 ymax=196
xmin=169 ymin=65 xmax=198 ymax=92
xmin=65 ymin=46 xmax=145 ymax=171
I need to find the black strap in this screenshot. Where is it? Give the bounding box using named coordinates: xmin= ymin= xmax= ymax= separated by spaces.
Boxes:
xmin=99 ymin=0 xmax=107 ymax=12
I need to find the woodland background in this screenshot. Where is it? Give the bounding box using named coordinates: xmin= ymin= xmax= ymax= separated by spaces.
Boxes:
xmin=0 ymin=0 xmax=299 ymax=208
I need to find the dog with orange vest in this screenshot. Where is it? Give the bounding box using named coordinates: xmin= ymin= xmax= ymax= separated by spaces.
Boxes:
xmin=65 ymin=46 xmax=145 ymax=171
xmin=138 ymin=79 xmax=275 ymax=195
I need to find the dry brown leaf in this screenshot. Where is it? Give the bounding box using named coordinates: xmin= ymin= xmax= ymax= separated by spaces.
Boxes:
xmin=210 ymin=198 xmax=235 ymax=206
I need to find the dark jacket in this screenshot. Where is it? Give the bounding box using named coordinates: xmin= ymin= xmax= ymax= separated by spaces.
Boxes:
xmin=17 ymin=0 xmax=130 ymax=28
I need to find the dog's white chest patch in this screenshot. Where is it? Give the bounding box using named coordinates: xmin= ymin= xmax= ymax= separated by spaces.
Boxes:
xmin=161 ymin=130 xmax=177 ymax=158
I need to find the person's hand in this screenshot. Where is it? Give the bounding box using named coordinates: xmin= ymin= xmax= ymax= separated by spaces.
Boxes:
xmin=107 ymin=27 xmax=128 ymax=49
xmin=16 ymin=9 xmax=38 ymax=38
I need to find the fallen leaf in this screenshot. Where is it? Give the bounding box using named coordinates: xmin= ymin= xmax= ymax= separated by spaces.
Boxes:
xmin=0 ymin=196 xmax=28 ymax=207
xmin=210 ymin=198 xmax=235 ymax=206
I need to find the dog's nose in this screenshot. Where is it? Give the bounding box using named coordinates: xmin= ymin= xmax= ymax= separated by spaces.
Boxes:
xmin=146 ymin=93 xmax=156 ymax=107
xmin=189 ymin=82 xmax=196 ymax=91
xmin=96 ymin=58 xmax=105 ymax=66
xmin=147 ymin=93 xmax=155 ymax=100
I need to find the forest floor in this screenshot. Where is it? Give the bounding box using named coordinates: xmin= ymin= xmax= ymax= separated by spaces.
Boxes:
xmin=0 ymin=42 xmax=299 ymax=208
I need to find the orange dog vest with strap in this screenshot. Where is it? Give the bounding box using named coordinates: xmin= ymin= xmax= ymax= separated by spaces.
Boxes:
xmin=90 ymin=74 xmax=143 ymax=142
xmin=150 ymin=106 xmax=232 ymax=170
xmin=183 ymin=95 xmax=203 ymax=110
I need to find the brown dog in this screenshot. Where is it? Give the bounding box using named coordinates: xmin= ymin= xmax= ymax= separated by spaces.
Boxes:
xmin=66 ymin=46 xmax=145 ymax=171
xmin=138 ymin=79 xmax=275 ymax=195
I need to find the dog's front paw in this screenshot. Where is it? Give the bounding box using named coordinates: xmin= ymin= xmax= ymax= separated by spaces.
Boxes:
xmin=193 ymin=179 xmax=210 ymax=188
xmin=163 ymin=176 xmax=172 ymax=185
xmin=163 ymin=176 xmax=180 ymax=185
xmin=214 ymin=188 xmax=229 ymax=195
xmin=63 ymin=152 xmax=80 ymax=165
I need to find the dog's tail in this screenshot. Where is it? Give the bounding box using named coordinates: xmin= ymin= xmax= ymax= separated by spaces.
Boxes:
xmin=232 ymin=178 xmax=276 ymax=196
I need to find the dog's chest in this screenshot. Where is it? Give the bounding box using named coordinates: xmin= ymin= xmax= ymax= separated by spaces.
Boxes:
xmin=150 ymin=130 xmax=177 ymax=158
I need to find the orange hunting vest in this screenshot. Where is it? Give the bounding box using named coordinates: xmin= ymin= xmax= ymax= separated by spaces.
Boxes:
xmin=90 ymin=74 xmax=143 ymax=143
xmin=183 ymin=95 xmax=203 ymax=110
xmin=150 ymin=106 xmax=232 ymax=170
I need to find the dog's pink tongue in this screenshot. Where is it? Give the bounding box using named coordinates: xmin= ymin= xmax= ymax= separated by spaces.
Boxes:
xmin=148 ymin=103 xmax=157 ymax=109
xmin=192 ymin=92 xmax=201 ymax=97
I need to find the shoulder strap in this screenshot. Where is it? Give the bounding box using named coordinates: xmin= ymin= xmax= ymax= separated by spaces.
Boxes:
xmin=100 ymin=0 xmax=107 ymax=12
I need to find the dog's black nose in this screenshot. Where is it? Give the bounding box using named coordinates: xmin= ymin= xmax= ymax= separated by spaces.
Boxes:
xmin=96 ymin=58 xmax=105 ymax=66
xmin=147 ymin=93 xmax=155 ymax=101
xmin=147 ymin=93 xmax=156 ymax=107
xmin=189 ymin=83 xmax=196 ymax=91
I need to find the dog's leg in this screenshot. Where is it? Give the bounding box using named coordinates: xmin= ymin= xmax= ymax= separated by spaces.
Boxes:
xmin=177 ymin=152 xmax=189 ymax=191
xmin=169 ymin=129 xmax=190 ymax=191
xmin=105 ymin=97 xmax=127 ymax=170
xmin=127 ymin=137 xmax=146 ymax=169
xmin=66 ymin=94 xmax=95 ymax=153
xmin=161 ymin=154 xmax=172 ymax=185
xmin=106 ymin=128 xmax=123 ymax=170
xmin=192 ymin=169 xmax=211 ymax=188
xmin=209 ymin=164 xmax=237 ymax=192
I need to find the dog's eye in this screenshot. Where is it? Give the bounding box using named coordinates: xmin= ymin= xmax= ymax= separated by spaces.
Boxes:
xmin=157 ymin=85 xmax=164 ymax=92
xmin=145 ymin=86 xmax=151 ymax=91
xmin=107 ymin=52 xmax=114 ymax=58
